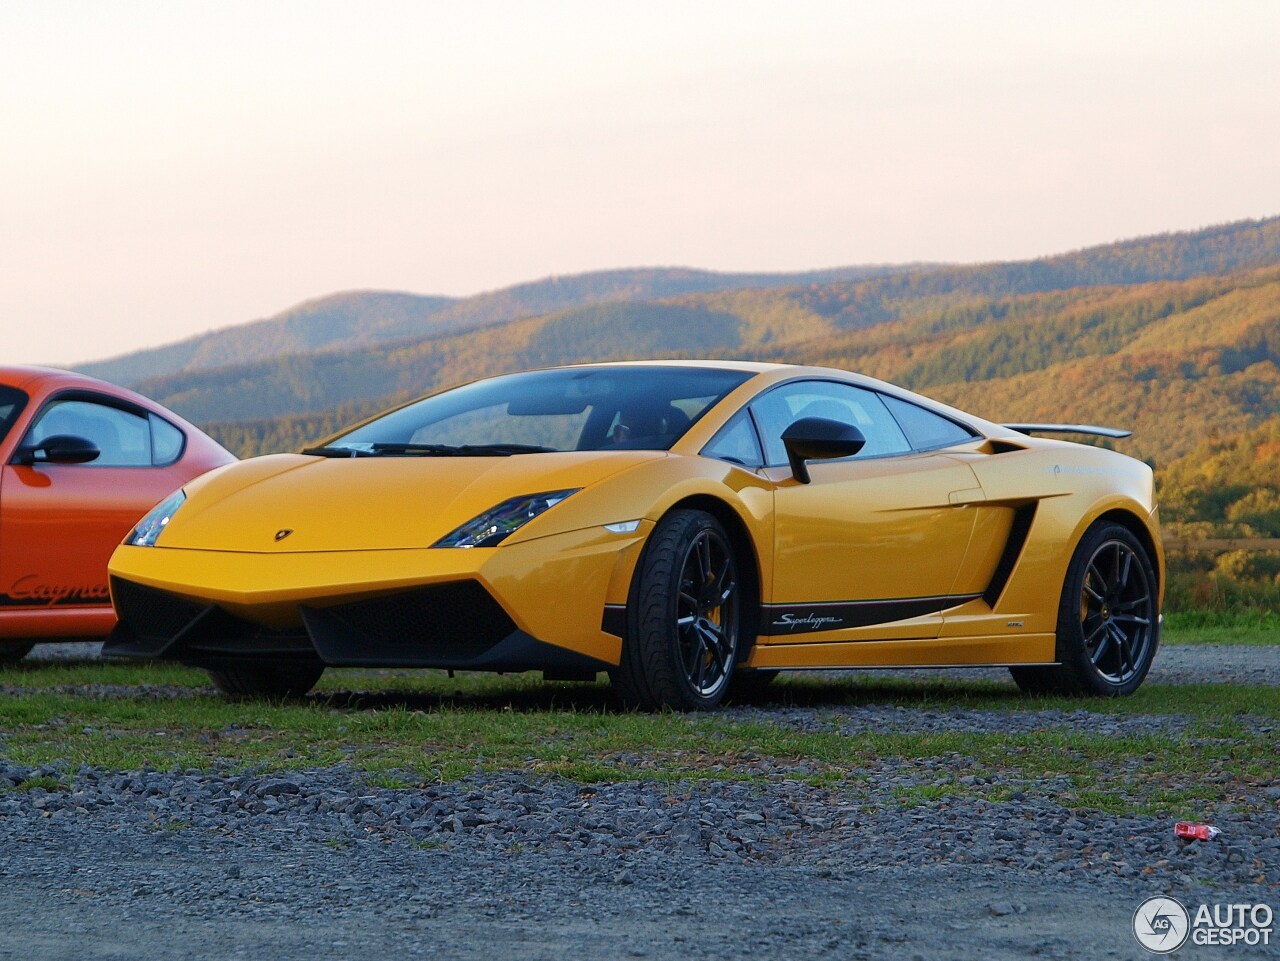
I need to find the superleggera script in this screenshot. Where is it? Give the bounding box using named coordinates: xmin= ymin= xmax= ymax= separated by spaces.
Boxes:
xmin=771 ymin=612 xmax=843 ymax=631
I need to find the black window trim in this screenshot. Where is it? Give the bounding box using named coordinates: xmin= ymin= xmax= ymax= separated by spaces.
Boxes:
xmin=725 ymin=376 xmax=982 ymax=468
xmin=0 ymin=385 xmax=30 ymax=448
xmin=876 ymin=387 xmax=981 ymax=454
xmin=12 ymin=388 xmax=187 ymax=469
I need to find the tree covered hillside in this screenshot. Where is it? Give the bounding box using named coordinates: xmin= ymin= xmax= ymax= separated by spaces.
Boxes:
xmin=120 ymin=217 xmax=1280 ymax=428
xmin=190 ymin=265 xmax=1280 ymax=465
xmin=78 ymin=264 xmax=915 ymax=387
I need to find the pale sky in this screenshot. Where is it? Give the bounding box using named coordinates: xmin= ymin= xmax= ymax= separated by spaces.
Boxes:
xmin=2 ymin=0 xmax=1278 ymax=366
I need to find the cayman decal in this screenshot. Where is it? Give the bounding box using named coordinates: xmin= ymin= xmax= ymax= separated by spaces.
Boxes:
xmin=0 ymin=575 xmax=110 ymax=607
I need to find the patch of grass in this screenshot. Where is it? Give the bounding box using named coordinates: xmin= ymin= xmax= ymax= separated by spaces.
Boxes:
xmin=892 ymin=784 xmax=957 ymax=807
xmin=1163 ymin=609 xmax=1280 ymax=645
xmin=763 ymin=676 xmax=1280 ymax=721
xmin=364 ymin=773 xmax=414 ymax=790
xmin=1 ymin=665 xmax=1275 ymax=820
xmin=0 ymin=660 xmax=209 ymax=690
xmin=7 ymin=774 xmax=67 ymax=792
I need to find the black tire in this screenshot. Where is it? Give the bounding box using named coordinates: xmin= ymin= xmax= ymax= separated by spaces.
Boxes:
xmin=0 ymin=641 xmax=35 ymax=664
xmin=206 ymin=661 xmax=324 ymax=699
xmin=610 ymin=509 xmax=743 ymax=712
xmin=726 ymin=668 xmax=779 ymax=703
xmin=1011 ymin=522 xmax=1158 ymax=697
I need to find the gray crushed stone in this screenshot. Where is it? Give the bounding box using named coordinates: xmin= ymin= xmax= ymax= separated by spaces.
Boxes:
xmin=4 ymin=641 xmax=1279 ymax=959
xmin=1 ymin=763 xmax=1277 ymax=960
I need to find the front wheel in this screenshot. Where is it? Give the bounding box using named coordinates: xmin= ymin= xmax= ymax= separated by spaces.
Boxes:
xmin=1011 ymin=522 xmax=1158 ymax=696
xmin=610 ymin=509 xmax=743 ymax=711
xmin=0 ymin=640 xmax=35 ymax=664
xmin=206 ymin=661 xmax=324 ymax=699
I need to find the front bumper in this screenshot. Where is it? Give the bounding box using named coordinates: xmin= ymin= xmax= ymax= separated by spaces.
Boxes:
xmin=104 ymin=576 xmax=610 ymax=676
xmin=104 ymin=524 xmax=651 ymax=672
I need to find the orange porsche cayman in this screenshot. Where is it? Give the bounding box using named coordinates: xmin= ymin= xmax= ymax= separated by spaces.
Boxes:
xmin=0 ymin=366 xmax=234 ymax=661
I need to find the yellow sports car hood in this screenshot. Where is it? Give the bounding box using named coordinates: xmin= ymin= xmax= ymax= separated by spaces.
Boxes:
xmin=160 ymin=451 xmax=665 ymax=552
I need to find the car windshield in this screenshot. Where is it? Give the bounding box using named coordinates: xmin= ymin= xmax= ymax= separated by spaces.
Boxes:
xmin=324 ymin=367 xmax=752 ymax=455
xmin=0 ymin=386 xmax=28 ymax=446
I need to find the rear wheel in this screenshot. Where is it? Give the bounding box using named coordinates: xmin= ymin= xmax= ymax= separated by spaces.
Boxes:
xmin=206 ymin=661 xmax=324 ymax=699
xmin=0 ymin=641 xmax=35 ymax=664
xmin=1011 ymin=522 xmax=1158 ymax=696
xmin=610 ymin=509 xmax=742 ymax=711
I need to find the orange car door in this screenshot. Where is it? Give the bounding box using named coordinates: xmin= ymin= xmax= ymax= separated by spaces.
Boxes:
xmin=0 ymin=397 xmax=183 ymax=612
xmin=753 ymin=381 xmax=983 ymax=643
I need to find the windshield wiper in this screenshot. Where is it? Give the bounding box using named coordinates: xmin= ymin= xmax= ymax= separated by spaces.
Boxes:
xmin=301 ymin=446 xmax=373 ymax=458
xmin=367 ymin=442 xmax=556 ymax=457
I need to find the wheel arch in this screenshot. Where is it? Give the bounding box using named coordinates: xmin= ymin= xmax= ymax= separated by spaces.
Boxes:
xmin=1093 ymin=507 xmax=1164 ymax=599
xmin=657 ymin=494 xmax=763 ymax=647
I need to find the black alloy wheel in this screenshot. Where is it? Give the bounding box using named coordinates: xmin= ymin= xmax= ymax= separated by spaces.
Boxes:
xmin=611 ymin=509 xmax=744 ymax=711
xmin=1077 ymin=536 xmax=1156 ymax=686
xmin=1011 ymin=522 xmax=1159 ymax=697
xmin=674 ymin=524 xmax=739 ymax=700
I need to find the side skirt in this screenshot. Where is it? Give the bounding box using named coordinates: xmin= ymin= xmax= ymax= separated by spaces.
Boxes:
xmin=744 ymin=633 xmax=1057 ymax=670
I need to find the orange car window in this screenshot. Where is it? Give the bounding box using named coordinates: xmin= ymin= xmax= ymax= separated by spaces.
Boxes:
xmin=27 ymin=399 xmax=151 ymax=467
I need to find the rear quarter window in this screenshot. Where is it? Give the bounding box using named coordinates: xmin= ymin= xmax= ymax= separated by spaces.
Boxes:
xmin=881 ymin=394 xmax=976 ymax=450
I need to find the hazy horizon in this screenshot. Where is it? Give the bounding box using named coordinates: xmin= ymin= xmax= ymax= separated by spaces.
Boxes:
xmin=4 ymin=1 xmax=1279 ymax=366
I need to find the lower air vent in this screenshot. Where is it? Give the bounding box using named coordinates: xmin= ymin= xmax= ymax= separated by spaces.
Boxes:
xmin=110 ymin=576 xmax=206 ymax=643
xmin=301 ymin=581 xmax=519 ymax=666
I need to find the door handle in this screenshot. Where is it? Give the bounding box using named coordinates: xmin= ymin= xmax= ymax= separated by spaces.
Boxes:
xmin=948 ymin=488 xmax=986 ymax=506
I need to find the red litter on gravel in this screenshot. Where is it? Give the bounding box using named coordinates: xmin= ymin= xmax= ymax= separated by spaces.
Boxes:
xmin=1175 ymin=821 xmax=1221 ymax=841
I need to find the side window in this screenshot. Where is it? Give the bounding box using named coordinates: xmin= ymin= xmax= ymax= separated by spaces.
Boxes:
xmin=701 ymin=410 xmax=764 ymax=467
xmin=149 ymin=414 xmax=186 ymax=466
xmin=751 ymin=381 xmax=911 ymax=467
xmin=881 ymin=394 xmax=976 ymax=451
xmin=26 ymin=400 xmax=151 ymax=467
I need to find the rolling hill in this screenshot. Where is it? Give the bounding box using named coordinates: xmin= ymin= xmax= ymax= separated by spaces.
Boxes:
xmin=77 ymin=265 xmax=919 ymax=386
xmin=102 ymin=216 xmax=1280 ymax=430
xmin=191 ymin=263 xmax=1280 ymax=465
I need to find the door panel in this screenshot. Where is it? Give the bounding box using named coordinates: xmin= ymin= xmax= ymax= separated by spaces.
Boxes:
xmin=766 ymin=452 xmax=983 ymax=642
xmin=1 ymin=394 xmax=185 ymax=621
xmin=0 ymin=463 xmax=183 ymax=612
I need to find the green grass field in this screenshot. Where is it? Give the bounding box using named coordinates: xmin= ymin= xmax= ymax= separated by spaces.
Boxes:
xmin=1163 ymin=609 xmax=1280 ymax=645
xmin=1 ymin=654 xmax=1274 ymax=821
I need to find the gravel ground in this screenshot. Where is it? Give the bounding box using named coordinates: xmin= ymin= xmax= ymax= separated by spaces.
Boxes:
xmin=4 ymin=641 xmax=1278 ymax=959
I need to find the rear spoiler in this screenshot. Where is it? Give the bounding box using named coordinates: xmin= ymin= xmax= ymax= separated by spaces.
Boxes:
xmin=1003 ymin=423 xmax=1132 ymax=439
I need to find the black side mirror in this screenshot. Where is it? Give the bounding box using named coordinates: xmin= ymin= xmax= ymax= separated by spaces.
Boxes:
xmin=14 ymin=434 xmax=101 ymax=466
xmin=781 ymin=417 xmax=865 ymax=484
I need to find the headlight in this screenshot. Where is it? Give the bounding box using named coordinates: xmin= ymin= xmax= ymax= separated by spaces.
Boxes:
xmin=433 ymin=489 xmax=579 ymax=548
xmin=126 ymin=489 xmax=186 ymax=547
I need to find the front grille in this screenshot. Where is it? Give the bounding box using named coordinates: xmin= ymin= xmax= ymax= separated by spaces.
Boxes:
xmin=301 ymin=581 xmax=518 ymax=666
xmin=110 ymin=576 xmax=206 ymax=642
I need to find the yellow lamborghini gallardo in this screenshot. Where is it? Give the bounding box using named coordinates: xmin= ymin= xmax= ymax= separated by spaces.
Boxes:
xmin=105 ymin=362 xmax=1163 ymax=710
